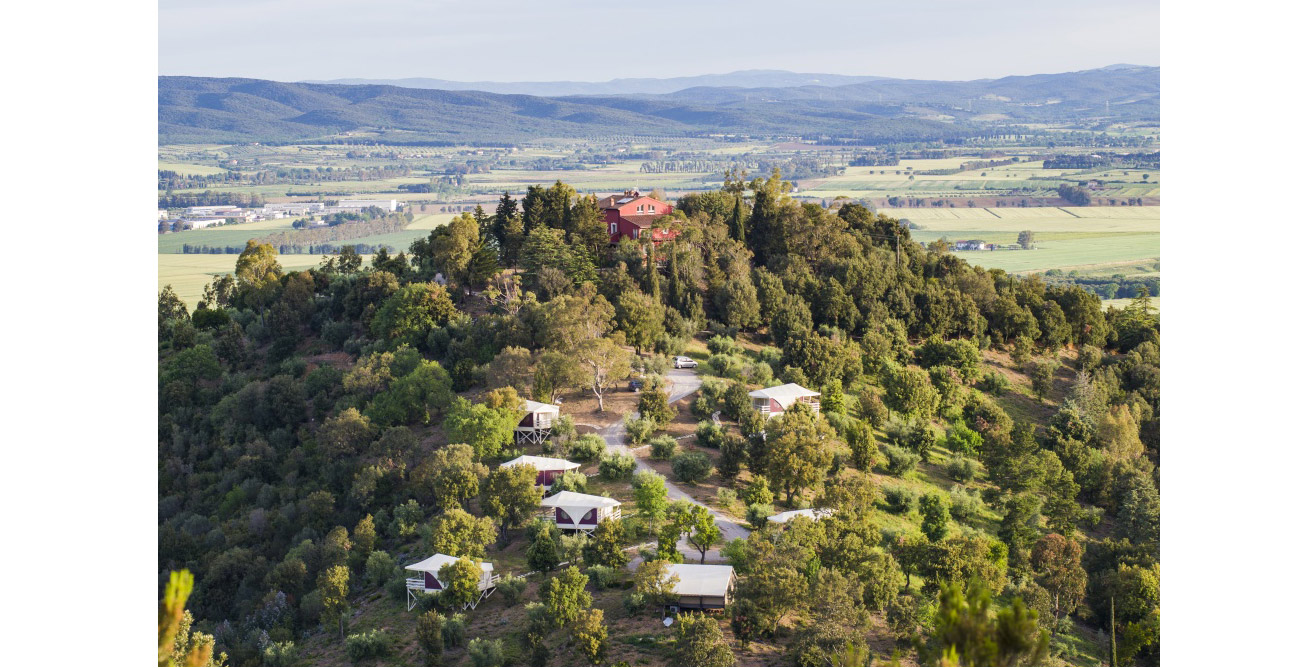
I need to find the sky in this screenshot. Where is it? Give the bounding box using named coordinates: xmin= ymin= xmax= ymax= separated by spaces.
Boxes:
xmin=159 ymin=0 xmax=1159 ymax=82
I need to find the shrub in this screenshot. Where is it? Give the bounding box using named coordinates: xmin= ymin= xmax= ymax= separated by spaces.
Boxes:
xmin=721 ymin=382 xmax=752 ymax=420
xmin=467 ymin=637 xmax=505 ymax=667
xmin=345 ymin=630 xmax=392 ymax=661
xmin=1076 ymin=345 xmax=1103 ymax=372
xmin=600 ymin=452 xmax=636 ymax=480
xmin=623 ymin=590 xmax=647 ymax=615
xmin=695 ymin=421 xmax=726 ymax=449
xmin=946 ymin=456 xmax=977 ymax=483
xmin=746 ymin=502 xmax=774 ymax=528
xmin=416 ymin=611 xmax=444 ymax=658
xmin=748 ymin=361 xmax=775 ymax=387
xmin=569 ymin=434 xmax=607 ymax=462
xmin=883 ymin=486 xmax=918 ymax=514
xmin=882 ymin=444 xmax=919 ymax=476
xmin=707 ymin=335 xmax=742 ymax=356
xmin=496 ymin=574 xmax=527 ymax=606
xmin=586 ymin=565 xmax=621 ymax=590
xmin=624 ymin=415 xmax=657 ymax=444
xmin=900 ymin=422 xmax=938 ymax=462
xmin=741 ymin=476 xmax=774 ymax=506
xmin=918 ymin=492 xmax=950 ymax=541
xmin=943 ymin=420 xmax=984 ymax=456
xmin=649 ymin=435 xmax=678 ymax=460
xmin=693 ymin=378 xmax=727 ymax=417
xmin=716 ymin=487 xmax=739 ymax=513
xmin=262 ymin=641 xmax=300 ymax=666
xmin=364 ymin=550 xmax=395 ymax=588
xmin=948 ymin=486 xmax=982 ymax=522
xmin=858 ymin=391 xmax=888 ymax=427
xmin=708 ymin=353 xmax=745 ymax=379
xmin=981 ymin=370 xmax=1010 ymax=396
xmin=443 ymin=613 xmax=467 ymax=648
xmin=549 ymin=470 xmax=587 ymax=494
xmin=672 ymin=452 xmax=713 ymax=484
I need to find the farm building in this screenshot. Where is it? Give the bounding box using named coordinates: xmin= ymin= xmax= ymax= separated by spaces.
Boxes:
xmin=664 ymin=563 xmax=736 ymax=611
xmin=598 ymin=190 xmax=678 ymax=245
xmin=403 ymin=554 xmax=500 ymax=611
xmin=953 ymin=239 xmax=988 ymax=251
xmin=500 ymin=454 xmax=580 ymax=489
xmin=749 ymin=383 xmax=821 ymax=418
xmin=338 ymin=199 xmax=399 ymax=211
xmin=539 ymin=490 xmax=621 ymax=534
xmin=767 ymin=508 xmax=834 ymax=524
xmin=515 ymin=400 xmax=561 ymax=444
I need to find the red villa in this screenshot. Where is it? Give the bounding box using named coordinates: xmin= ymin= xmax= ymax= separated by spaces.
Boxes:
xmin=598 ymin=190 xmax=678 ymax=244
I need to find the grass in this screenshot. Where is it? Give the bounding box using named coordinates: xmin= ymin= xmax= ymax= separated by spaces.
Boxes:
xmin=158 ymin=213 xmax=452 ymax=256
xmin=158 ymin=253 xmax=359 ymax=309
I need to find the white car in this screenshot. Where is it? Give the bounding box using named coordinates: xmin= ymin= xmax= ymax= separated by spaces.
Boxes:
xmin=673 ymin=356 xmax=698 ymax=369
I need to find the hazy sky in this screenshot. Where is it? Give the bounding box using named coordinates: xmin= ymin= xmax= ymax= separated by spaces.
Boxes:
xmin=160 ymin=0 xmax=1159 ymax=82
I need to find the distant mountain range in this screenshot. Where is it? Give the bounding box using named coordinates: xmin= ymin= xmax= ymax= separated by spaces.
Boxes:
xmin=302 ymin=70 xmax=897 ymax=97
xmin=159 ymin=66 xmax=1158 ymax=144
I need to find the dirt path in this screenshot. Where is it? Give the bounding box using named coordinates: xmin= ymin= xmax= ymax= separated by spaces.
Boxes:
xmin=604 ymin=366 xmax=750 ymax=566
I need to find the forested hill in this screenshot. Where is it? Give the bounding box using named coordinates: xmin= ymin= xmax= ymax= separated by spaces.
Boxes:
xmin=158 ymin=76 xmax=976 ymax=144
xmin=159 ymin=175 xmax=1160 ymax=666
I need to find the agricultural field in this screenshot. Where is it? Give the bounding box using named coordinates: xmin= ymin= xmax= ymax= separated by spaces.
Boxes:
xmin=890 ymin=206 xmax=1161 ymax=275
xmin=799 ymin=160 xmax=1160 ymax=200
xmin=158 ymin=213 xmax=452 ymax=255
xmin=158 ymin=253 xmax=353 ymax=309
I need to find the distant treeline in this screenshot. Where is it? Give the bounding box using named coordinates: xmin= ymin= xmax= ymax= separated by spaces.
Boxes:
xmin=916 ymin=158 xmax=1018 ymax=175
xmin=1057 ymin=184 xmax=1093 ymax=206
xmin=1042 ymin=273 xmax=1160 ymax=300
xmin=159 ymin=165 xmax=413 ymax=191
xmin=180 ymin=242 xmax=397 ymax=255
xmin=158 ymin=191 xmax=267 ymax=208
xmin=1044 ymin=151 xmax=1160 ymax=170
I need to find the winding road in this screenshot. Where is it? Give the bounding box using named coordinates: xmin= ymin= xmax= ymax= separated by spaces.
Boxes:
xmin=602 ymin=366 xmax=751 ymax=564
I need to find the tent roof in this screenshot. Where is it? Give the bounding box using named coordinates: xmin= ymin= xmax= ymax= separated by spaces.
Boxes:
xmin=404 ymin=554 xmax=492 ymax=574
xmin=747 ymin=383 xmax=820 ymax=407
xmin=500 ymin=455 xmax=580 ymax=472
xmin=539 ymin=490 xmax=621 ymax=508
xmin=521 ymin=399 xmax=561 ymax=414
xmin=767 ymin=508 xmax=834 ymax=524
xmin=665 ymin=564 xmax=735 ymax=597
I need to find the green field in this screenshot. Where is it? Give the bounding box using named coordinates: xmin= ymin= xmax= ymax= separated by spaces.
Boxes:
xmin=1103 ymin=296 xmax=1160 ymax=312
xmin=158 ymin=213 xmax=452 ymax=254
xmin=895 ymin=206 xmax=1159 ymax=275
xmin=159 ymin=253 xmax=364 ymax=309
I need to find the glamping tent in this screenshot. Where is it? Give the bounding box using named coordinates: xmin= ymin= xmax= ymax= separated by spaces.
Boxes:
xmin=516 ymin=400 xmax=561 ymax=444
xmin=403 ymin=554 xmax=500 ymax=611
xmin=664 ymin=563 xmax=736 ymax=611
xmin=538 ymin=490 xmax=621 ymax=535
xmin=766 ymin=507 xmax=834 ymax=524
xmin=499 ymin=454 xmax=581 ymax=488
xmin=748 ymin=383 xmax=820 ymax=418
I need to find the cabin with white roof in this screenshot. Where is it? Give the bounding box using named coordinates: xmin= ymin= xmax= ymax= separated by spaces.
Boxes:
xmin=538 ymin=490 xmax=621 ymax=535
xmin=767 ymin=507 xmax=834 ymax=524
xmin=500 ymin=455 xmax=580 ymax=489
xmin=403 ymin=554 xmax=500 ymax=611
xmin=749 ymin=383 xmax=821 ymax=418
xmin=516 ymin=399 xmax=561 ymax=444
xmin=664 ymin=563 xmax=736 ymax=611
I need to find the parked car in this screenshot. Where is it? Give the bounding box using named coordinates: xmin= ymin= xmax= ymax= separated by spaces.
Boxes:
xmin=629 ymin=376 xmax=645 ymax=392
xmin=673 ymin=356 xmax=698 ymax=369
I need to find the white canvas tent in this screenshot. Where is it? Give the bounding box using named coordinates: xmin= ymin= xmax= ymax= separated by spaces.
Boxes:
xmin=664 ymin=563 xmax=736 ymax=610
xmin=749 ymin=383 xmax=820 ymax=417
xmin=766 ymin=507 xmax=834 ymax=524
xmin=538 ymin=490 xmax=621 ymax=535
xmin=404 ymin=554 xmax=500 ymax=611
xmin=516 ymin=399 xmax=561 ymax=444
xmin=500 ymin=455 xmax=581 ymax=488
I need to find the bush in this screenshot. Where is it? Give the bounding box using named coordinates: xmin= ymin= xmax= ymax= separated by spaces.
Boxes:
xmin=708 ymin=353 xmax=745 ymax=379
xmin=741 ymin=476 xmax=774 ymax=506
xmin=716 ymin=487 xmax=739 ymax=513
xmin=496 ymin=574 xmax=527 ymax=606
xmin=883 ymin=486 xmax=918 ymax=514
xmin=467 ymin=637 xmax=505 ymax=667
xmin=882 ymin=444 xmax=919 ymax=476
xmin=549 ymin=470 xmax=587 ymax=494
xmin=586 ymin=565 xmax=621 ymax=590
xmin=569 ymin=434 xmax=607 ymax=462
xmin=443 ymin=613 xmax=467 ymax=648
xmin=981 ymin=370 xmax=1010 ymax=396
xmin=858 ymin=391 xmax=888 ymax=427
xmin=262 ymin=641 xmax=300 ymax=666
xmin=748 ymin=361 xmax=775 ymax=387
xmin=416 ymin=611 xmax=444 ymax=658
xmin=707 ymin=335 xmax=742 ymax=356
xmin=649 ymin=435 xmax=677 ymax=460
xmin=693 ymin=378 xmax=727 ymax=417
xmin=1076 ymin=345 xmax=1102 ymax=372
xmin=600 ymin=452 xmax=636 ymax=480
xmin=746 ymin=502 xmax=774 ymax=528
xmin=364 ymin=550 xmax=395 ymax=588
xmin=946 ymin=456 xmax=976 ymax=483
xmin=345 ymin=629 xmax=392 ymax=661
xmin=624 ymin=415 xmax=657 ymax=445
xmin=622 ymin=590 xmax=647 ymax=615
xmin=942 ymin=420 xmax=984 ymax=456
xmin=948 ymin=486 xmax=982 ymax=522
xmin=695 ymin=421 xmax=726 ymax=449
xmin=900 ymin=422 xmax=938 ymax=462
xmin=672 ymin=451 xmax=713 ymax=484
